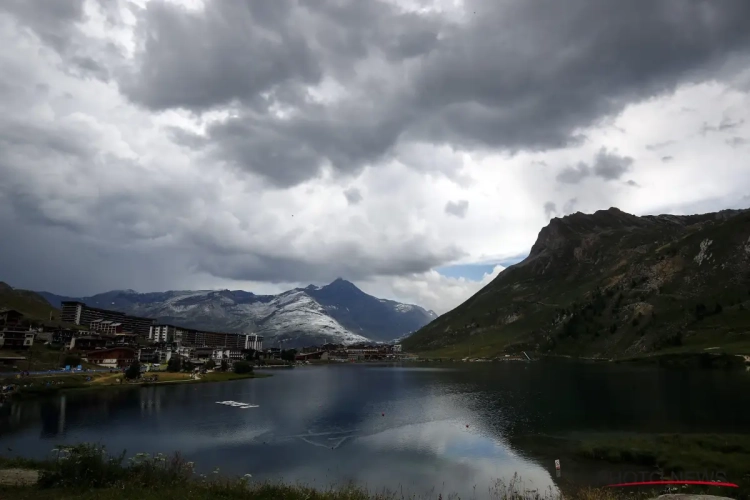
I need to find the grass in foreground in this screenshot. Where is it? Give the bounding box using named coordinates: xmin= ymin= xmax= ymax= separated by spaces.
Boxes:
xmin=0 ymin=444 xmax=576 ymax=500
xmin=511 ymin=432 xmax=750 ymax=497
xmin=0 ymin=444 xmax=734 ymax=500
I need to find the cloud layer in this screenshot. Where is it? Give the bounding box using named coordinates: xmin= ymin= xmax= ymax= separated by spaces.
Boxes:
xmin=1 ymin=0 xmax=750 ymax=314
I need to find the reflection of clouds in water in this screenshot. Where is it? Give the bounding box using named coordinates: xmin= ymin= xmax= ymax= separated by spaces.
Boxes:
xmin=356 ymin=419 xmax=555 ymax=493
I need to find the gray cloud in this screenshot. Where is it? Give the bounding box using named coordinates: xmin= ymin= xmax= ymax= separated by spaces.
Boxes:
xmin=556 ymin=162 xmax=591 ymax=184
xmin=661 ymin=155 xmax=674 ymax=162
xmin=646 ymin=140 xmax=676 ymax=151
xmin=625 ymin=180 xmax=640 ymax=187
xmin=726 ymin=137 xmax=748 ymax=148
xmin=105 ymin=0 xmax=750 ymax=187
xmin=343 ymin=187 xmax=363 ymax=205
xmin=0 ymin=0 xmax=84 ymax=52
xmin=445 ymin=200 xmax=469 ymax=218
xmin=702 ymin=117 xmax=745 ymax=134
xmin=543 ymin=202 xmax=557 ymax=219
xmin=563 ymin=198 xmax=578 ymax=214
xmin=591 ymin=148 xmax=633 ymax=180
xmin=1 ymin=0 xmax=750 ymax=299
xmin=556 ymin=148 xmax=633 ymax=184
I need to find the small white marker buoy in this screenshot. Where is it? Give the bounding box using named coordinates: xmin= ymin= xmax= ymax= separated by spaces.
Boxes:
xmin=554 ymin=459 xmax=561 ymax=470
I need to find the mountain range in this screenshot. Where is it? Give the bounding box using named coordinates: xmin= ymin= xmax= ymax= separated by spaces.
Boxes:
xmin=404 ymin=207 xmax=750 ymax=358
xmin=37 ymin=278 xmax=437 ymax=348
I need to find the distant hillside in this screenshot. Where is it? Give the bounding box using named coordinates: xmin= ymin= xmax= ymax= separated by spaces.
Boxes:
xmin=403 ymin=207 xmax=750 ymax=358
xmin=38 ymin=279 xmax=437 ymax=347
xmin=0 ymin=281 xmax=59 ymax=322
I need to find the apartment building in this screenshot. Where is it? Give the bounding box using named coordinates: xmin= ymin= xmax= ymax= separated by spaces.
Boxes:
xmin=60 ymin=301 xmax=155 ymax=337
xmin=150 ymin=324 xmax=262 ymax=351
xmin=90 ymin=319 xmax=123 ymax=335
xmin=149 ymin=324 xmax=177 ymax=343
xmin=0 ymin=329 xmax=34 ymax=349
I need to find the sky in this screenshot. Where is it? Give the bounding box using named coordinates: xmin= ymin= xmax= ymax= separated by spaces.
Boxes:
xmin=1 ymin=0 xmax=749 ymax=315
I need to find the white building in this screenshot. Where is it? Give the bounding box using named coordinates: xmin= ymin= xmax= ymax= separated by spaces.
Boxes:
xmin=149 ymin=324 xmax=177 ymax=343
xmin=244 ymin=334 xmax=263 ymax=351
xmin=212 ymin=348 xmax=244 ymax=362
xmin=393 ymin=344 xmax=402 ymax=353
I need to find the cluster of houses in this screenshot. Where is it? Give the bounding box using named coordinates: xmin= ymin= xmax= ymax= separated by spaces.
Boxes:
xmin=1 ymin=303 xmax=407 ymax=370
xmin=294 ymin=343 xmax=404 ymax=362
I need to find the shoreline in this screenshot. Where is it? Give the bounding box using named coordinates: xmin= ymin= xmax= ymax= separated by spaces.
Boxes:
xmin=2 ymin=371 xmax=270 ymax=402
xmin=412 ymin=350 xmax=750 ymax=369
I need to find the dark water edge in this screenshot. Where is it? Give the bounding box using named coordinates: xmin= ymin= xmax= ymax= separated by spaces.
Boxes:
xmin=2 ymin=362 xmax=750 ymax=499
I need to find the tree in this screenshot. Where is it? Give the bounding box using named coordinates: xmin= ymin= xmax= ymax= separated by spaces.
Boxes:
xmin=233 ymin=361 xmax=253 ymax=374
xmin=220 ymin=359 xmax=228 ymax=372
xmin=280 ymin=349 xmax=297 ymax=362
xmin=205 ymin=359 xmax=216 ymax=370
xmin=167 ymin=356 xmax=182 ymax=372
xmin=244 ymin=349 xmax=257 ymax=362
xmin=125 ymin=361 xmax=141 ymax=380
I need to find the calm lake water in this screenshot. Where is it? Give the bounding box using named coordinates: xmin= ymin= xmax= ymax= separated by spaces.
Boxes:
xmin=2 ymin=362 xmax=750 ymax=498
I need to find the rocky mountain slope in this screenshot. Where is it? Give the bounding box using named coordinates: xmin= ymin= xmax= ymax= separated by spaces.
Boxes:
xmin=403 ymin=207 xmax=750 ymax=358
xmin=38 ymin=279 xmax=437 ymax=347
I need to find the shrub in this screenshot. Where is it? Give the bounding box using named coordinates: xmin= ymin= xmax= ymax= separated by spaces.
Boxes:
xmin=232 ymin=361 xmax=253 ymax=374
xmin=38 ymin=444 xmax=194 ymax=490
xmin=125 ymin=361 xmax=141 ymax=380
xmin=167 ymin=357 xmax=182 ymax=372
xmin=205 ymin=359 xmax=216 ymax=370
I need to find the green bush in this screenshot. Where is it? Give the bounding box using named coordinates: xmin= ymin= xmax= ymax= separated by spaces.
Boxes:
xmin=38 ymin=444 xmax=194 ymax=490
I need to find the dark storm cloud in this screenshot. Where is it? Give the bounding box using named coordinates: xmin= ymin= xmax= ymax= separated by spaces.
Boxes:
xmin=343 ymin=187 xmax=363 ymax=205
xmin=444 ymin=200 xmax=469 ymax=218
xmin=190 ymin=234 xmax=466 ymax=284
xmin=120 ymin=1 xmax=322 ymax=111
xmin=556 ymin=148 xmax=633 ymax=184
xmin=115 ymin=0 xmax=750 ymax=187
xmin=0 ymin=0 xmax=84 ymax=52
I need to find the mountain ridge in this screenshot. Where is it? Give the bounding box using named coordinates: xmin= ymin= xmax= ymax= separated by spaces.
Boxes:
xmin=36 ymin=279 xmax=437 ymax=347
xmin=403 ymin=207 xmax=750 ymax=358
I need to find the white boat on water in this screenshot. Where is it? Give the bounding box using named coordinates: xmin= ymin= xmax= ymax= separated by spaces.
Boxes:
xmin=216 ymin=400 xmax=259 ymax=409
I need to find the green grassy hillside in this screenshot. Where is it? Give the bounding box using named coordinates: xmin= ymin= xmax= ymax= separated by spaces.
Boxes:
xmin=0 ymin=282 xmax=59 ymax=323
xmin=403 ymin=208 xmax=750 ymax=359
